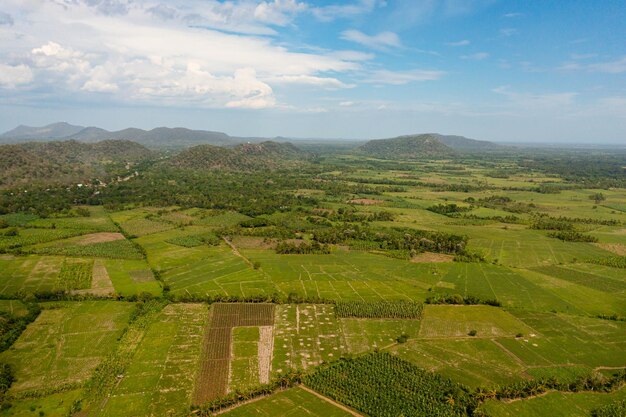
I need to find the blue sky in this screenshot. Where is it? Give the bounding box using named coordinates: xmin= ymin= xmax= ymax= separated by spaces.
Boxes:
xmin=0 ymin=0 xmax=625 ymax=143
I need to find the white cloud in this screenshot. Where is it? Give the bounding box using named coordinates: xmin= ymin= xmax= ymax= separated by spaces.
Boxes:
xmin=461 ymin=52 xmax=489 ymax=61
xmin=341 ymin=30 xmax=401 ymax=50
xmin=339 ymin=101 xmax=355 ymax=106
xmin=0 ymin=64 xmax=33 ymax=88
xmin=447 ymin=40 xmax=470 ymax=46
xmin=365 ymin=69 xmax=444 ymax=85
xmin=267 ymin=74 xmax=354 ymax=89
xmin=492 ymin=86 xmax=578 ymax=109
xmin=311 ymin=0 xmax=383 ymax=22
xmin=589 ymin=56 xmax=626 ymax=74
xmin=0 ymin=1 xmax=366 ymax=109
xmin=254 ymin=0 xmax=307 ymax=26
xmin=503 ymin=12 xmax=523 ymax=18
xmin=500 ymin=28 xmax=518 ymax=37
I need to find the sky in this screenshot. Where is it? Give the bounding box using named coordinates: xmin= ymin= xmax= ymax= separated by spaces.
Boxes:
xmin=0 ymin=0 xmax=625 ymax=143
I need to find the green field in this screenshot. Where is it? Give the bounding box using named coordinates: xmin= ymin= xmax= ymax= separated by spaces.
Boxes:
xmin=0 ymin=301 xmax=133 ymax=395
xmin=96 ymin=303 xmax=208 ymax=417
xmin=222 ymin=387 xmax=354 ymax=417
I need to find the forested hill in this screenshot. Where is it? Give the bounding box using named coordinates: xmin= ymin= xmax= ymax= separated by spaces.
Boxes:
xmin=167 ymin=141 xmax=310 ymax=171
xmin=0 ymin=123 xmax=233 ymax=148
xmin=357 ymin=134 xmax=458 ymax=159
xmin=0 ymin=140 xmax=152 ymax=188
xmin=433 ymin=134 xmax=499 ymax=151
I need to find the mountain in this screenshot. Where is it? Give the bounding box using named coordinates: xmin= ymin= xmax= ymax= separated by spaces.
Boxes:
xmin=0 ymin=122 xmax=86 ymax=141
xmin=357 ymin=134 xmax=457 ymax=159
xmin=432 ymin=134 xmax=498 ymax=151
xmin=168 ymin=141 xmax=309 ymax=171
xmin=0 ymin=140 xmax=152 ymax=188
xmin=1 ymin=123 xmax=234 ymax=148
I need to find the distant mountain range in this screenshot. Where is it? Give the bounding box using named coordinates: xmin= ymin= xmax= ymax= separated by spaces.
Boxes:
xmin=0 ymin=122 xmax=233 ymax=148
xmin=0 ymin=123 xmax=499 ymax=153
xmin=357 ymin=133 xmax=496 ymax=159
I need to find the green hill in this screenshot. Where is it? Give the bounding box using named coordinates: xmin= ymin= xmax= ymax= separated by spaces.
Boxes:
xmin=357 ymin=134 xmax=457 ymax=159
xmin=0 ymin=140 xmax=152 ymax=188
xmin=168 ymin=141 xmax=308 ymax=171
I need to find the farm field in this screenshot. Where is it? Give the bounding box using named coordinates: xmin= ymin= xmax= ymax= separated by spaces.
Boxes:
xmin=221 ymin=387 xmax=354 ymax=417
xmin=0 ymin=301 xmax=133 ymax=395
xmin=481 ymin=386 xmax=626 ymax=417
xmin=0 ymin=144 xmax=623 ymax=416
xmin=96 ymin=303 xmax=208 ymax=417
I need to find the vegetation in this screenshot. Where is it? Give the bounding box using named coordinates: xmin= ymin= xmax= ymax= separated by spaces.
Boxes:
xmin=303 ymin=352 xmax=475 ymax=417
xmin=335 ymin=301 xmax=424 ymax=319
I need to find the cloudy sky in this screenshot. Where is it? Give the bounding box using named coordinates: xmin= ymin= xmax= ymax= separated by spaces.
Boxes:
xmin=0 ymin=0 xmax=625 ymax=143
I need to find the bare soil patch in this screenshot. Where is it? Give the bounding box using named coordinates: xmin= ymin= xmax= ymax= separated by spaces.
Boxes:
xmin=348 ymin=199 xmax=384 ymax=205
xmin=129 ymin=269 xmax=155 ymax=283
xmin=76 ymin=232 xmax=125 ymax=246
xmin=231 ymin=236 xmax=274 ymax=250
xmin=594 ymin=243 xmax=626 ymax=256
xmin=411 ymin=252 xmax=454 ymax=263
xmin=258 ymin=326 xmax=274 ymax=384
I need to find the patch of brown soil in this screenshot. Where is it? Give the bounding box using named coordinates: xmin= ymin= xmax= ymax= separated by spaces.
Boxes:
xmin=258 ymin=326 xmax=274 ymax=384
xmin=411 ymin=252 xmax=454 ymax=263
xmin=594 ymin=243 xmax=626 ymax=256
xmin=348 ymin=199 xmax=384 ymax=205
xmin=231 ymin=236 xmax=274 ymax=250
xmin=129 ymin=269 xmax=155 ymax=283
xmin=76 ymin=232 xmax=125 ymax=245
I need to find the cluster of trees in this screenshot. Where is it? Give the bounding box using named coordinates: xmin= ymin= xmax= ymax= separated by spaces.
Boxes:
xmin=427 ymin=203 xmax=471 ymax=215
xmin=313 ymin=225 xmax=467 ymax=254
xmin=275 ymin=240 xmax=331 ymax=255
xmin=547 ymin=230 xmax=598 ymax=242
xmin=425 ymin=294 xmax=501 ymax=307
xmin=0 ymin=303 xmax=41 ymax=352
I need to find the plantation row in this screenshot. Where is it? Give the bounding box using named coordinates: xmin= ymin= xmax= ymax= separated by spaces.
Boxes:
xmin=335 ymin=300 xmax=424 ymax=319
xmin=303 ymin=352 xmax=474 ymax=417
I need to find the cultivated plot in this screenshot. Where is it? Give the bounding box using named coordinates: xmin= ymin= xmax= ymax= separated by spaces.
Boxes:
xmin=0 ymin=301 xmax=133 ymax=394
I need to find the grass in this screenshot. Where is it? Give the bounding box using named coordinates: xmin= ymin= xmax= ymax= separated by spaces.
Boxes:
xmin=480 ymin=386 xmax=626 ymax=417
xmin=418 ymin=305 xmax=535 ymax=339
xmin=103 ymin=259 xmax=161 ymax=296
xmin=230 ymin=326 xmax=260 ymax=392
xmin=221 ymin=387 xmax=354 ymax=417
xmin=0 ymin=301 xmax=133 ymax=395
xmin=96 ymin=303 xmax=208 ymax=417
xmin=161 ymin=245 xmax=272 ymax=298
xmin=0 ymin=389 xmax=83 ymax=417
xmin=0 ymin=300 xmax=29 ymax=317
xmin=341 ymin=319 xmax=420 ymax=353
xmin=392 ymin=338 xmax=525 ymax=388
xmin=0 ymin=255 xmax=63 ymax=295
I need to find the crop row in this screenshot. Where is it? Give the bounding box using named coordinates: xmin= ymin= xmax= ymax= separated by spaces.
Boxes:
xmin=335 ymin=300 xmax=424 ymax=319
xmin=57 ymin=260 xmax=93 ymax=290
xmin=303 ymin=352 xmax=472 ymax=417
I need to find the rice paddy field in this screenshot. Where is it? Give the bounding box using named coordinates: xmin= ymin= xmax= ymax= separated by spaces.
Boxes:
xmin=0 ymin=156 xmax=623 ymax=416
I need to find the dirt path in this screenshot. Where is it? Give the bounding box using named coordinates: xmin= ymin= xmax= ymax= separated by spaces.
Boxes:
xmin=491 ymin=339 xmax=526 ymax=366
xmin=223 ymin=237 xmax=254 ymax=267
xmin=300 ymin=386 xmax=366 ymax=417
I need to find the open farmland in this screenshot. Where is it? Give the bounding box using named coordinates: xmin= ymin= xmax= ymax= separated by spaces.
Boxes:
xmin=0 ymin=302 xmax=133 ymax=395
xmin=194 ymin=303 xmax=275 ymax=404
xmin=95 ymin=303 xmax=208 ymax=417
xmin=221 ymin=387 xmax=355 ymax=417
xmin=0 ymin=137 xmax=624 ymax=416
